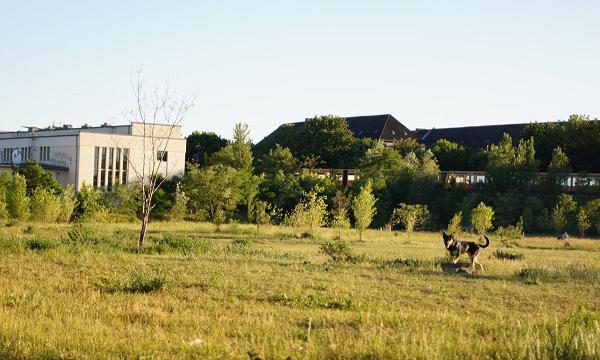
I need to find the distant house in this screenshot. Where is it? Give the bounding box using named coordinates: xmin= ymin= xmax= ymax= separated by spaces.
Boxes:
xmin=417 ymin=123 xmax=529 ymax=149
xmin=255 ymin=114 xmax=415 ymax=155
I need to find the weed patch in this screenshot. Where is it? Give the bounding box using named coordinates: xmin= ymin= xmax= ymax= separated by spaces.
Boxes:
xmin=320 ymin=240 xmax=365 ymax=263
xmin=270 ymin=292 xmax=354 ymax=310
xmin=125 ymin=271 xmax=171 ymax=293
xmin=493 ymin=250 xmax=524 ymax=261
xmin=25 ymin=238 xmax=54 ymax=251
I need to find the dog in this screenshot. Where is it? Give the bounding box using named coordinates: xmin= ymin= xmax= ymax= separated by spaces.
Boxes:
xmin=442 ymin=232 xmax=489 ymax=271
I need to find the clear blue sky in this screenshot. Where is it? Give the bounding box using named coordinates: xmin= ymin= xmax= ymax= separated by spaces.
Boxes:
xmin=1 ymin=0 xmax=599 ymax=142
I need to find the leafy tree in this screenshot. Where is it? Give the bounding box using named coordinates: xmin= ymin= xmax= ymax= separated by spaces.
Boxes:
xmin=431 ymin=139 xmax=468 ymax=171
xmin=352 ymin=181 xmax=377 ymax=240
xmin=257 ymin=144 xmax=297 ymax=175
xmin=388 ymin=203 xmax=429 ymax=232
xmin=296 ymin=115 xmax=356 ymax=168
xmin=470 ymin=202 xmax=494 ymax=235
xmin=577 ymin=209 xmax=591 ymax=237
xmin=13 ymin=162 xmax=61 ymax=195
xmin=287 ymin=187 xmax=328 ymax=234
xmin=447 ymin=211 xmax=463 ymax=235
xmin=186 ymin=131 xmax=228 ymax=167
xmin=170 ymin=183 xmax=189 ymax=221
xmin=546 ymin=147 xmax=571 ymax=193
xmin=75 ymin=183 xmax=108 ymax=222
xmin=211 ymin=123 xmax=253 ymax=171
xmin=103 ymin=184 xmax=141 ymax=221
xmin=582 ymin=199 xmax=600 ymax=235
xmin=30 ymin=187 xmax=61 ymax=223
xmin=522 ymin=196 xmax=544 ymax=233
xmin=522 ymin=114 xmax=600 ymax=172
xmin=486 ymin=134 xmax=537 ymax=193
xmin=393 ymin=138 xmax=425 ymax=156
xmin=57 ymin=185 xmax=76 ymax=223
xmin=551 ymin=194 xmax=577 ymax=233
xmin=6 ymin=173 xmax=30 ymax=221
xmin=357 ymin=142 xmax=403 ymax=191
xmin=0 ymin=172 xmax=9 ymax=219
xmin=254 ymin=200 xmax=271 ymax=231
xmin=331 ymin=189 xmax=351 ymax=238
xmin=182 ymin=164 xmax=241 ymax=222
xmin=495 ymin=217 xmax=524 ymax=248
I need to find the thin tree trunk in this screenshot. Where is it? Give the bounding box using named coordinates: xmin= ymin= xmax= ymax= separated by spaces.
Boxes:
xmin=139 ymin=212 xmax=149 ymax=249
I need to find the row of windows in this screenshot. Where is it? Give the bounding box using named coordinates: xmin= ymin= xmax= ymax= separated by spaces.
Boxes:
xmin=93 ymin=147 xmax=129 ymax=190
xmin=0 ymin=147 xmax=34 ymax=163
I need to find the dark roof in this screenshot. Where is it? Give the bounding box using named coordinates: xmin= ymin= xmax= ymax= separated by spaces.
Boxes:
xmin=420 ymin=123 xmax=529 ymax=149
xmin=278 ymin=114 xmax=414 ymax=141
xmin=254 ymin=114 xmax=416 ymax=155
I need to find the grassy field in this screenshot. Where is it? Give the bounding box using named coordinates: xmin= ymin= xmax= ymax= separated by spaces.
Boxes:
xmin=1 ymin=222 xmax=599 ymax=359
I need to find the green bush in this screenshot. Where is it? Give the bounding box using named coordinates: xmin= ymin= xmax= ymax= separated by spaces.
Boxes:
xmin=26 ymin=238 xmax=54 ymax=251
xmin=320 ymin=240 xmax=355 ymax=262
xmin=269 ymin=292 xmax=354 ymax=310
xmin=495 ymin=217 xmax=524 ymax=247
xmin=155 ymin=233 xmax=197 ymax=255
xmin=30 ymin=187 xmax=61 ymax=223
xmin=66 ymin=223 xmax=101 ymax=245
xmin=125 ymin=271 xmax=170 ymax=293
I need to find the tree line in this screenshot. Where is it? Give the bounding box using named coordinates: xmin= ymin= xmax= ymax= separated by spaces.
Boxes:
xmin=2 ymin=114 xmax=600 ymax=239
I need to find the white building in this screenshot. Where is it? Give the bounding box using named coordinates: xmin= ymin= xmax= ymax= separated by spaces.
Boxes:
xmin=0 ymin=122 xmax=186 ymax=191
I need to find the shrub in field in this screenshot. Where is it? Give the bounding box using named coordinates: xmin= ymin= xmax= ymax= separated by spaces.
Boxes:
xmin=388 ymin=203 xmax=429 ymax=232
xmin=57 ymin=185 xmax=76 ymax=223
xmin=446 ymin=211 xmax=463 ymax=236
xmin=30 ymin=187 xmax=61 ymax=223
xmin=352 ymin=181 xmax=377 ymax=241
xmin=470 ymin=202 xmax=494 ymax=235
xmin=493 ymin=250 xmax=524 ymax=260
xmin=576 ymin=209 xmax=591 ymax=237
xmin=66 ymin=223 xmax=101 ymax=245
xmin=6 ymin=174 xmax=30 ymax=222
xmin=320 ymin=240 xmax=354 ymax=262
xmin=270 ymin=292 xmax=354 ymax=310
xmin=253 ymin=200 xmax=271 ymax=232
xmin=75 ymin=183 xmax=108 ymax=222
xmin=331 ymin=189 xmax=351 ymax=239
xmin=26 ymin=238 xmax=54 ymax=251
xmin=125 ymin=271 xmax=170 ymax=293
xmin=495 ymin=217 xmax=524 ymax=247
xmin=551 ymin=194 xmax=577 ymax=233
xmin=287 ymin=187 xmax=327 ymax=235
xmin=155 ymin=233 xmax=196 ymax=254
xmin=169 ymin=183 xmax=189 ymax=221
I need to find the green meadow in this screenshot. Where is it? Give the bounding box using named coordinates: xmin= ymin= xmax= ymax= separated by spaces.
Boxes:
xmin=1 ymin=222 xmax=599 ymax=359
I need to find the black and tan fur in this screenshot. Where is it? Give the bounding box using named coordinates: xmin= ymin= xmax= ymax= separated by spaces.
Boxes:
xmin=442 ymin=232 xmax=490 ymax=271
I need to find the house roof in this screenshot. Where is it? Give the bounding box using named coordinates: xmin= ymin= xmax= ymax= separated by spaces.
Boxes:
xmin=419 ymin=123 xmax=529 ymax=149
xmin=254 ymin=114 xmax=416 ymax=155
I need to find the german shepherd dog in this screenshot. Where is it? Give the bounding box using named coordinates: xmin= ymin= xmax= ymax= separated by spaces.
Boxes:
xmin=442 ymin=232 xmax=489 ymax=271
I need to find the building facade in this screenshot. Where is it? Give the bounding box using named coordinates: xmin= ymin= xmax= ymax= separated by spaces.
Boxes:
xmin=0 ymin=122 xmax=186 ymax=191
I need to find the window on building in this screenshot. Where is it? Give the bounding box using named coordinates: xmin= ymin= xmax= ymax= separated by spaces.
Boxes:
xmin=122 ymin=148 xmax=128 ymax=185
xmin=39 ymin=146 xmax=50 ymax=162
xmin=100 ymin=147 xmax=106 ymax=188
xmin=93 ymin=147 xmax=99 ymax=187
xmin=108 ymin=148 xmax=114 ymax=190
xmin=157 ymin=150 xmax=168 ymax=162
xmin=115 ymin=148 xmax=121 ymax=186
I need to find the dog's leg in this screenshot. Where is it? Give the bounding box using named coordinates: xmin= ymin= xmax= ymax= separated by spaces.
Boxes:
xmin=475 ymin=256 xmax=484 ymax=271
xmin=453 ymin=257 xmax=459 ymax=264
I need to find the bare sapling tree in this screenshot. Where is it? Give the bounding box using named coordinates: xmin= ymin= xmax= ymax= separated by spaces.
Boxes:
xmin=123 ymin=70 xmax=194 ymax=249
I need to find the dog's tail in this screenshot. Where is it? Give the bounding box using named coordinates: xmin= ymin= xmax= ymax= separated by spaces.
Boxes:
xmin=480 ymin=236 xmax=490 ymax=248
